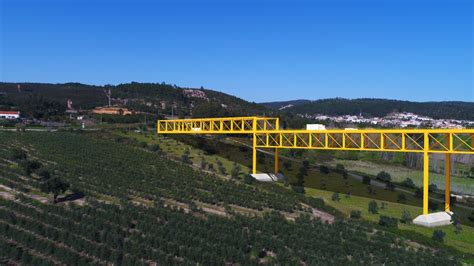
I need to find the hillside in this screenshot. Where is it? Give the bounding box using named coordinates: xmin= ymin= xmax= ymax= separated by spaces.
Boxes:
xmin=0 ymin=82 xmax=269 ymax=119
xmin=264 ymin=98 xmax=474 ymax=121
xmin=260 ymin=99 xmax=311 ymax=110
xmin=0 ymin=131 xmax=469 ymax=264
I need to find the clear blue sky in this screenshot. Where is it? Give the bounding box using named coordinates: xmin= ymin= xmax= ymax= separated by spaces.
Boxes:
xmin=0 ymin=0 xmax=472 ymax=102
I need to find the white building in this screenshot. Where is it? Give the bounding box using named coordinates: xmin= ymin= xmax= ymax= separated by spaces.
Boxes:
xmin=0 ymin=111 xmax=20 ymax=119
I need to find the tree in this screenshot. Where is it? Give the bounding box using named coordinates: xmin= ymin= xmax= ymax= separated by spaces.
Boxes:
xmin=336 ymin=163 xmax=345 ymax=171
xmin=11 ymin=148 xmax=27 ymax=161
xmin=231 ymin=163 xmax=241 ymax=179
xmin=19 ymin=160 xmax=42 ymax=176
xmin=428 ymin=183 xmax=438 ymax=193
xmin=376 ymin=171 xmax=391 ymax=182
xmin=368 ymin=200 xmax=378 ymax=214
xmin=451 ymin=213 xmax=462 ymax=234
xmin=428 ymin=200 xmax=439 ymax=211
xmin=283 ymin=161 xmax=292 ymax=170
xmin=385 ymin=182 xmax=395 ymax=191
xmin=320 ymin=165 xmax=330 ymax=174
xmin=415 ymin=188 xmax=423 ymax=198
xmin=200 ymin=157 xmax=207 ymax=169
xmin=38 ymin=169 xmax=51 ymax=180
xmin=244 ymin=174 xmax=254 ymax=184
xmin=292 ymin=185 xmax=305 ymax=194
xmin=397 ymin=193 xmax=407 ymax=203
xmin=379 ymin=215 xmax=398 ymax=228
xmin=149 ymin=144 xmax=161 ymax=152
xmin=432 ymin=230 xmax=445 ymax=242
xmin=362 ymin=175 xmax=371 ymax=185
xmin=401 ymin=177 xmax=416 ymax=189
xmin=400 ymin=210 xmax=411 ymax=224
xmin=342 ymin=171 xmax=348 ymax=180
xmin=40 ymin=177 xmax=70 ymax=203
xmin=350 ymin=210 xmax=361 ymax=219
xmin=181 ymin=149 xmax=192 ymax=164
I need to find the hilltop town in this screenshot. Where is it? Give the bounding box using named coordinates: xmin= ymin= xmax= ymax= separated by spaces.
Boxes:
xmin=301 ymin=112 xmax=474 ymax=129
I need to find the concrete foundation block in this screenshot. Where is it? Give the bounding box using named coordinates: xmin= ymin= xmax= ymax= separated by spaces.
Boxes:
xmin=413 ymin=212 xmax=453 ymax=227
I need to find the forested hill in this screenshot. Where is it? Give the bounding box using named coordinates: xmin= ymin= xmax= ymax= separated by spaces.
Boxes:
xmin=260 ymin=99 xmax=311 ymax=110
xmin=264 ymin=98 xmax=474 ymax=121
xmin=0 ymin=82 xmax=269 ymax=119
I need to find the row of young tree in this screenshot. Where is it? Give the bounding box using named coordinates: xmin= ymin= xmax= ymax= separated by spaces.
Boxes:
xmin=0 ymin=132 xmax=468 ymax=264
xmin=0 ymin=195 xmax=460 ymax=265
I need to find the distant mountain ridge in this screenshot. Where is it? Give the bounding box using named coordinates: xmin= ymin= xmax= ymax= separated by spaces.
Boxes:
xmin=262 ymin=98 xmax=474 ymax=121
xmin=261 ymin=99 xmax=311 ymax=110
xmin=1 ymin=82 xmax=473 ymax=121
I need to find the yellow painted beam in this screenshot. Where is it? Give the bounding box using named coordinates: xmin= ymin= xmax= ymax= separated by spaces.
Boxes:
xmin=423 ymin=133 xmax=429 ymax=215
xmin=274 ymin=148 xmax=279 ymax=174
xmin=445 ymin=153 xmax=451 ymax=212
xmin=423 ymin=151 xmax=429 ymax=215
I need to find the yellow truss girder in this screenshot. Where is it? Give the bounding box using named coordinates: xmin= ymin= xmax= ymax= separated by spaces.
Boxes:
xmin=157 ymin=116 xmax=279 ymax=134
xmin=253 ymin=130 xmax=474 ymax=154
xmin=157 ymin=116 xmax=474 ymax=217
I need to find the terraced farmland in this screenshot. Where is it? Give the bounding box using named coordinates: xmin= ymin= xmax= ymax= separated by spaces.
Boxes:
xmin=0 ymin=131 xmax=469 ymax=264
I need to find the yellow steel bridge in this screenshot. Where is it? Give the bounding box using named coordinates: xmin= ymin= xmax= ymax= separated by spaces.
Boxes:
xmin=157 ymin=116 xmax=474 ymax=218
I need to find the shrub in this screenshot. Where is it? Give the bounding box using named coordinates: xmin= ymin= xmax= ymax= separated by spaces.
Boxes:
xmin=231 ymin=163 xmax=241 ymax=179
xmin=19 ymin=160 xmax=42 ymax=176
xmin=342 ymin=171 xmax=348 ymax=179
xmin=244 ymin=174 xmax=254 ymax=184
xmin=376 ymin=171 xmax=391 ymax=182
xmin=385 ymin=182 xmax=395 ymax=191
xmin=432 ymin=230 xmax=446 ymax=242
xmin=428 ymin=200 xmax=439 ymax=211
xmin=401 ymin=177 xmax=416 ymax=188
xmin=10 ymin=148 xmax=27 ymax=161
xmin=350 ymin=210 xmax=361 ymax=219
xmin=379 ymin=215 xmax=398 ymax=228
xmin=400 ymin=210 xmax=411 ymax=224
xmin=415 ymin=188 xmax=423 ymax=198
xmin=320 ymin=165 xmax=330 ymax=174
xmin=292 ymin=185 xmax=305 ymax=194
xmin=331 ymin=192 xmax=340 ymax=202
xmin=302 ymin=160 xmax=310 ymax=169
xmin=149 ymin=144 xmax=161 ymax=152
xmin=362 ymin=175 xmax=371 ymax=185
xmin=368 ymin=200 xmax=378 ymax=214
xmin=336 ymin=163 xmax=345 ymax=170
xmin=200 ymin=158 xmax=207 ymax=169
xmin=429 ymin=183 xmax=438 ymax=193
xmin=397 ymin=193 xmax=407 ymax=203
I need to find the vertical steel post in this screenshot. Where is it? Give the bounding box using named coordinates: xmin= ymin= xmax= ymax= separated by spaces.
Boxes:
xmin=423 ymin=133 xmax=429 ymax=215
xmin=252 ymin=118 xmax=257 ymax=174
xmin=274 ymin=148 xmax=279 ymax=174
xmin=445 ymin=153 xmax=451 ymax=212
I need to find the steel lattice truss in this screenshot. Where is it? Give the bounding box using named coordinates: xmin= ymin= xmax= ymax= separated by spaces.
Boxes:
xmin=254 ymin=130 xmax=474 ymax=154
xmin=157 ymin=116 xmax=474 ymax=216
xmin=158 ymin=116 xmax=279 ymax=134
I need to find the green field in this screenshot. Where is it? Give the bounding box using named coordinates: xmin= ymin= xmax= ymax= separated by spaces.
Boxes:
xmin=117 ymin=131 xmax=251 ymax=177
xmin=302 ymin=186 xmax=474 ymax=255
xmin=329 ymin=159 xmax=474 ymax=195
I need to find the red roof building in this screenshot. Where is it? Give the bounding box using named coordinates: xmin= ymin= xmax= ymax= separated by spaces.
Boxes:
xmin=0 ymin=111 xmax=20 ymax=119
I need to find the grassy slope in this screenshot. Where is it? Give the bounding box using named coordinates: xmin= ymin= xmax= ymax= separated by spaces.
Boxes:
xmin=118 ymin=131 xmax=251 ymax=177
xmin=148 ymin=133 xmax=474 ymax=255
xmin=329 ymin=159 xmax=474 ymax=195
xmin=303 ymin=187 xmax=474 ymax=255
